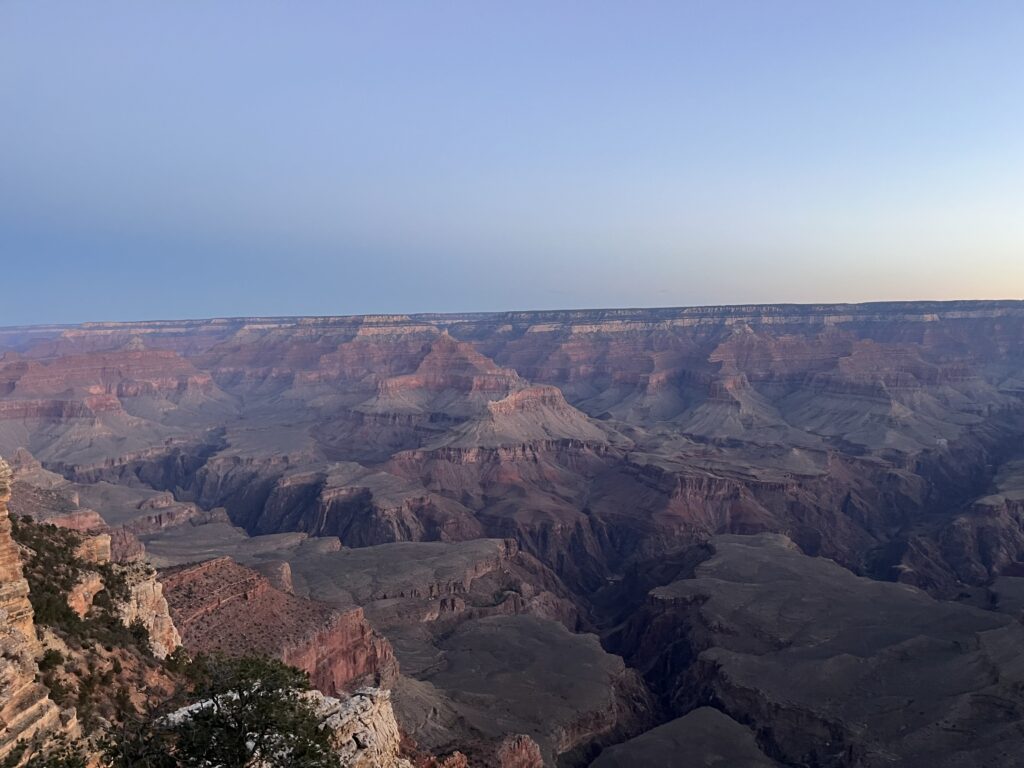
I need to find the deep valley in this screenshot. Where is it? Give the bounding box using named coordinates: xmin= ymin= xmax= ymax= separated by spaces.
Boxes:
xmin=3 ymin=300 xmax=1024 ymax=766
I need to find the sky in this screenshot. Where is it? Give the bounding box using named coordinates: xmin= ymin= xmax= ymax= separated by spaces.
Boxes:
xmin=1 ymin=1 xmax=1023 ymax=325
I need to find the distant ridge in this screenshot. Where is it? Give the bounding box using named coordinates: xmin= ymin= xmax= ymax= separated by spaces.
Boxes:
xmin=4 ymin=298 xmax=1024 ymax=332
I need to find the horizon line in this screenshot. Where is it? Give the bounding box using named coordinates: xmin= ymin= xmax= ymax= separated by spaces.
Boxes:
xmin=3 ymin=297 xmax=1024 ymax=332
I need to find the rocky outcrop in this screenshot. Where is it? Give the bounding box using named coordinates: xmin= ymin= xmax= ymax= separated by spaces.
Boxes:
xmin=21 ymin=497 xmax=183 ymax=661
xmin=66 ymin=571 xmax=105 ymax=618
xmin=0 ymin=458 xmax=63 ymax=762
xmin=168 ymin=685 xmax=413 ymax=768
xmin=314 ymin=688 xmax=412 ymax=768
xmin=435 ymin=385 xmax=610 ymax=448
xmin=160 ymin=557 xmax=397 ymax=694
xmin=251 ymin=559 xmax=294 ymax=592
xmin=494 ymin=734 xmax=544 ymax=768
xmin=73 ymin=531 xmax=111 ymax=564
xmin=107 ymin=527 xmax=145 ymax=563
xmin=280 ymin=610 xmax=396 ymax=696
xmin=366 ymin=331 xmax=524 ymax=404
xmin=115 ymin=562 xmax=182 ymax=659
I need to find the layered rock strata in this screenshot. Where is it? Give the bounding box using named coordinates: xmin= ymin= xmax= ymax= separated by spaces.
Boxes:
xmin=0 ymin=458 xmax=62 ymax=761
xmin=160 ymin=557 xmax=397 ymax=694
xmin=115 ymin=561 xmax=182 ymax=659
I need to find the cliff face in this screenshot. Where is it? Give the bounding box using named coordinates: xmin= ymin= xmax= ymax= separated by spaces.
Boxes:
xmin=315 ymin=688 xmax=412 ymax=768
xmin=115 ymin=562 xmax=182 ymax=659
xmin=160 ymin=557 xmax=397 ymax=695
xmin=32 ymin=523 xmax=181 ymax=661
xmin=0 ymin=459 xmax=63 ymax=761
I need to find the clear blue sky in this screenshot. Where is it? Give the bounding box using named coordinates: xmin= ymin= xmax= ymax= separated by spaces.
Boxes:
xmin=2 ymin=1 xmax=1022 ymax=324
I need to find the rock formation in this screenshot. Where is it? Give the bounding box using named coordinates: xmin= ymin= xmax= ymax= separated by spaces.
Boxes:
xmin=16 ymin=506 xmax=182 ymax=661
xmin=160 ymin=557 xmax=397 ymax=694
xmin=0 ymin=457 xmax=63 ymax=761
xmin=115 ymin=561 xmax=182 ymax=659
xmin=314 ymin=687 xmax=412 ymax=768
xmin=494 ymin=734 xmax=544 ymax=768
xmin=170 ymin=686 xmax=413 ymax=768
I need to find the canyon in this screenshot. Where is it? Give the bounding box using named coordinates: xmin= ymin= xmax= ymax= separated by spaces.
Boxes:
xmin=2 ymin=300 xmax=1024 ymax=765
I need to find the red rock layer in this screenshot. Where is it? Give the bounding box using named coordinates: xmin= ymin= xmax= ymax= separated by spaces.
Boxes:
xmin=160 ymin=557 xmax=397 ymax=694
xmin=1 ymin=348 xmax=213 ymax=399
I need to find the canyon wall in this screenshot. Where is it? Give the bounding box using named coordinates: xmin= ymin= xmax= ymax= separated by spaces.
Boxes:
xmin=160 ymin=557 xmax=397 ymax=695
xmin=0 ymin=458 xmax=62 ymax=761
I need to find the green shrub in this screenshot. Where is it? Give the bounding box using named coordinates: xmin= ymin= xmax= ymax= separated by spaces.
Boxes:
xmin=10 ymin=517 xmax=152 ymax=654
xmin=104 ymin=655 xmax=341 ymax=768
xmin=129 ymin=619 xmax=154 ymax=657
xmin=38 ymin=649 xmax=64 ymax=672
xmin=40 ymin=673 xmax=70 ymax=706
xmin=0 ymin=739 xmax=86 ymax=768
xmin=114 ymin=687 xmax=134 ymax=718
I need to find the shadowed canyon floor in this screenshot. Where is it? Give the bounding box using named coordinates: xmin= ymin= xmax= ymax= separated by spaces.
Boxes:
xmin=3 ymin=301 xmax=1024 ymax=765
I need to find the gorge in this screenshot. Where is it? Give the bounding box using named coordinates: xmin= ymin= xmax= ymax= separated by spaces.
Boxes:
xmin=2 ymin=300 xmax=1024 ymax=766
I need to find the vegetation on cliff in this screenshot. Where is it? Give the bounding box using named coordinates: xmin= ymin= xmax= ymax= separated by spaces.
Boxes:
xmin=4 ymin=515 xmax=355 ymax=767
xmin=7 ymin=655 xmax=342 ymax=768
xmin=105 ymin=655 xmax=341 ymax=768
xmin=9 ymin=516 xmax=151 ymax=653
xmin=8 ymin=515 xmax=164 ymax=743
